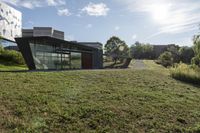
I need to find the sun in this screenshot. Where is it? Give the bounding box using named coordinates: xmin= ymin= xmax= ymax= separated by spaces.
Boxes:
xmin=149 ymin=3 xmax=171 ymax=25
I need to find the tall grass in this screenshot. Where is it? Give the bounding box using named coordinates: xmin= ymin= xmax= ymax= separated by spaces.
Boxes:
xmin=170 ymin=63 xmax=200 ymax=85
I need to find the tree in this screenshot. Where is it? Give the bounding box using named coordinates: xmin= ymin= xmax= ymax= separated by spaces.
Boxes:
xmin=157 ymin=51 xmax=173 ymax=67
xmin=130 ymin=42 xmax=143 ymax=59
xmin=179 ymin=46 xmax=194 ymax=64
xmin=130 ymin=42 xmax=154 ymax=59
xmin=192 ymin=35 xmax=200 ymax=66
xmin=143 ymin=44 xmax=154 ymax=59
xmin=167 ymin=44 xmax=180 ymax=63
xmin=104 ymin=36 xmax=129 ymax=63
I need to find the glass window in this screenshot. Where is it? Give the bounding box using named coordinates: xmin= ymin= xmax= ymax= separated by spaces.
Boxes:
xmin=71 ymin=52 xmax=82 ymax=69
xmin=29 ymin=42 xmax=71 ymax=70
xmin=62 ymin=54 xmax=70 ymax=69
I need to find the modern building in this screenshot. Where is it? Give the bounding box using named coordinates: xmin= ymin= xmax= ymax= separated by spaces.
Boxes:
xmin=0 ymin=1 xmax=22 ymax=47
xmin=15 ymin=27 xmax=103 ymax=70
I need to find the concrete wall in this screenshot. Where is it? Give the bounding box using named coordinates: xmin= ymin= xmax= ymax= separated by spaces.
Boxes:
xmin=53 ymin=30 xmax=64 ymax=40
xmin=0 ymin=1 xmax=22 ymax=41
xmin=33 ymin=27 xmax=53 ymax=37
xmin=22 ymin=27 xmax=64 ymax=40
xmin=22 ymin=29 xmax=33 ymax=37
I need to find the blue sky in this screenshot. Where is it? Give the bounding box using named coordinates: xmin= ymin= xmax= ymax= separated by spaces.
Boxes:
xmin=1 ymin=0 xmax=200 ymax=46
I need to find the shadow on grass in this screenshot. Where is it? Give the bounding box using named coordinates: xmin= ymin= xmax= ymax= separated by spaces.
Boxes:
xmin=171 ymin=76 xmax=200 ymax=88
xmin=104 ymin=58 xmax=132 ymax=69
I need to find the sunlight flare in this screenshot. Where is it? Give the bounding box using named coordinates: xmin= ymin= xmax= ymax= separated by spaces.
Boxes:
xmin=149 ymin=3 xmax=171 ymax=24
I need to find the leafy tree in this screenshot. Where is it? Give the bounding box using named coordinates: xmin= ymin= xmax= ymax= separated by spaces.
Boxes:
xmin=192 ymin=35 xmax=200 ymax=66
xmin=143 ymin=44 xmax=154 ymax=58
xmin=157 ymin=51 xmax=173 ymax=67
xmin=104 ymin=36 xmax=129 ymax=63
xmin=179 ymin=46 xmax=194 ymax=64
xmin=130 ymin=42 xmax=154 ymax=59
xmin=130 ymin=42 xmax=143 ymax=59
xmin=167 ymin=44 xmax=180 ymax=63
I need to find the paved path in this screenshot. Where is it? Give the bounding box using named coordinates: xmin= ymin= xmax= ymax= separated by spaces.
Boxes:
xmin=130 ymin=60 xmax=147 ymax=69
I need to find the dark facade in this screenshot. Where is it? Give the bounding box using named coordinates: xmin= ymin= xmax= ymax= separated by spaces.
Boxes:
xmin=15 ymin=36 xmax=103 ymax=70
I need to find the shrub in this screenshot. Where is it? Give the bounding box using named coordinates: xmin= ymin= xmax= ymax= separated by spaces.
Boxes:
xmin=156 ymin=51 xmax=173 ymax=67
xmin=191 ymin=56 xmax=200 ymax=66
xmin=170 ymin=63 xmax=200 ymax=85
xmin=0 ymin=46 xmax=25 ymax=65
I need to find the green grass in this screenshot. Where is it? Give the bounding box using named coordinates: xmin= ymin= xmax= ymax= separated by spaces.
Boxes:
xmin=143 ymin=60 xmax=166 ymax=70
xmin=0 ymin=64 xmax=28 ymax=71
xmin=1 ymin=62 xmax=200 ymax=132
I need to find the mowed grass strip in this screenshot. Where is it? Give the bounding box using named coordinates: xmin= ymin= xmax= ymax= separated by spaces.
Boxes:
xmin=0 ymin=64 xmax=28 ymax=71
xmin=0 ymin=68 xmax=200 ymax=132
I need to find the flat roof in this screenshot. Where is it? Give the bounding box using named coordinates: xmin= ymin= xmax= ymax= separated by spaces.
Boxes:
xmin=15 ymin=36 xmax=102 ymax=51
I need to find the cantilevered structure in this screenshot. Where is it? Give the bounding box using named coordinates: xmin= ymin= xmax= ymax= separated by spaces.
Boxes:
xmin=15 ymin=36 xmax=103 ymax=70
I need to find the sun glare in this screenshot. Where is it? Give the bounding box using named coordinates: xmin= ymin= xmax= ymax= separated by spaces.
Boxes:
xmin=150 ymin=3 xmax=171 ymax=24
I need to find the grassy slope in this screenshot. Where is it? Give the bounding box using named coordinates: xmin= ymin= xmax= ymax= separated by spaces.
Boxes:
xmin=1 ymin=62 xmax=200 ymax=132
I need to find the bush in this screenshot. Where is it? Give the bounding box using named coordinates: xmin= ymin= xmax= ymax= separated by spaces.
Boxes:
xmin=156 ymin=51 xmax=173 ymax=67
xmin=192 ymin=56 xmax=200 ymax=66
xmin=0 ymin=45 xmax=25 ymax=65
xmin=170 ymin=63 xmax=200 ymax=85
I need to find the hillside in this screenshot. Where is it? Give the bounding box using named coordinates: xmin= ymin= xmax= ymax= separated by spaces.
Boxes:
xmin=0 ymin=61 xmax=200 ymax=132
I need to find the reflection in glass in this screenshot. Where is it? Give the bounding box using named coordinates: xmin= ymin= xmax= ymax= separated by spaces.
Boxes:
xmin=30 ymin=42 xmax=81 ymax=70
xmin=71 ymin=52 xmax=81 ymax=69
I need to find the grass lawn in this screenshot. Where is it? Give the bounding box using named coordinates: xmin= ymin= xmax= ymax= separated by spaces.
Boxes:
xmin=1 ymin=61 xmax=200 ymax=132
xmin=0 ymin=64 xmax=28 ymax=71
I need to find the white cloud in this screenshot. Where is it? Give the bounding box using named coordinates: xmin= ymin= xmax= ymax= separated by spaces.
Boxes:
xmin=86 ymin=24 xmax=93 ymax=28
xmin=117 ymin=0 xmax=200 ymax=36
xmin=132 ymin=34 xmax=137 ymax=40
xmin=57 ymin=8 xmax=71 ymax=16
xmin=46 ymin=0 xmax=65 ymax=6
xmin=1 ymin=0 xmax=66 ymax=9
xmin=114 ymin=26 xmax=120 ymax=31
xmin=81 ymin=2 xmax=109 ymax=16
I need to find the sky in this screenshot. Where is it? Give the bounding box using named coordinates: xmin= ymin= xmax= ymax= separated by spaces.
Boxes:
xmin=1 ymin=0 xmax=200 ymax=46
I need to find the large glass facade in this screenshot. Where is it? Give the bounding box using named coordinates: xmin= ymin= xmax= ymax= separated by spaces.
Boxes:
xmin=29 ymin=41 xmax=83 ymax=70
xmin=30 ymin=43 xmax=64 ymax=69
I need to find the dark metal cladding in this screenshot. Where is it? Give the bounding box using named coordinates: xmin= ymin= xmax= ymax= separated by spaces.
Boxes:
xmin=15 ymin=37 xmax=36 ymax=70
